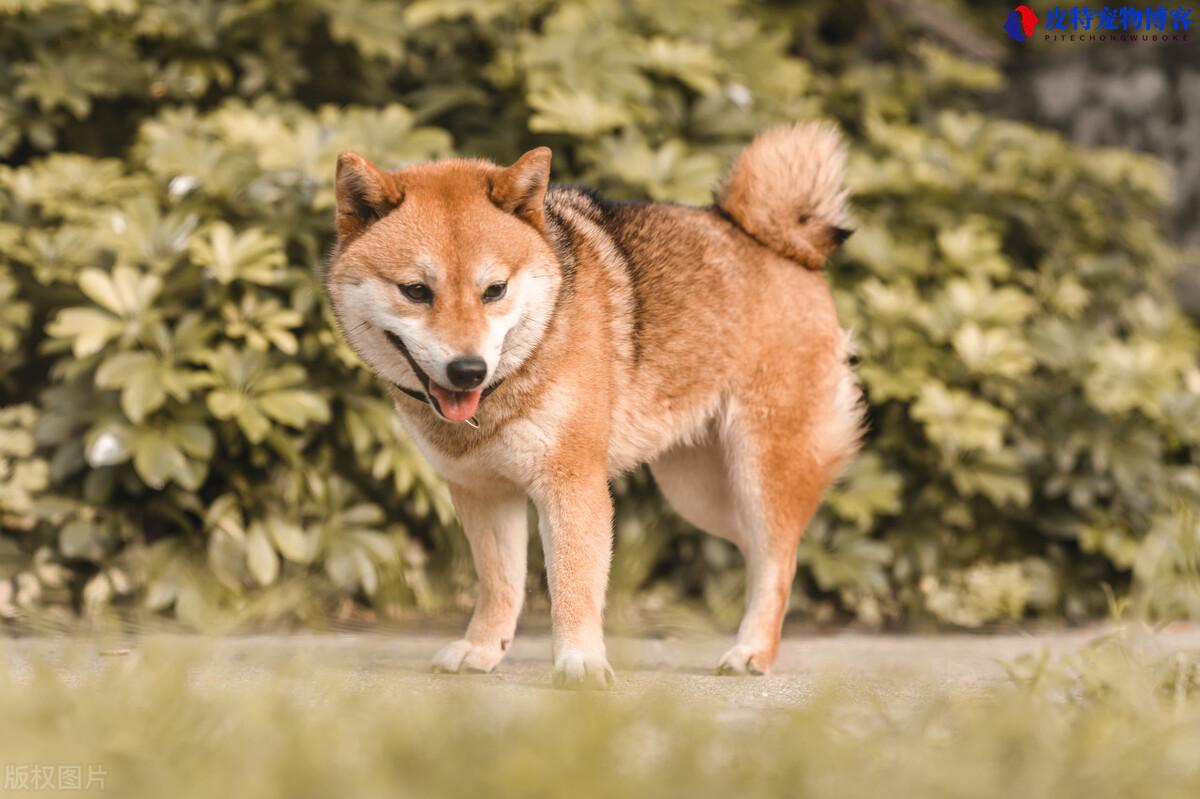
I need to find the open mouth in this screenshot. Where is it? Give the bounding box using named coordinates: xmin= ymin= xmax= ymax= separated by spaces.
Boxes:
xmin=383 ymin=329 xmax=487 ymax=426
xmin=425 ymin=382 xmax=483 ymax=423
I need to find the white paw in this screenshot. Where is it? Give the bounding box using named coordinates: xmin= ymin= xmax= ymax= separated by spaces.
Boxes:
xmin=553 ymin=649 xmax=615 ymax=689
xmin=431 ymin=639 xmax=507 ymax=674
xmin=716 ymin=644 xmax=771 ymax=676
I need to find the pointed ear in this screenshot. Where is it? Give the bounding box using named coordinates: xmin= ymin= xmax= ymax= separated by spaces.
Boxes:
xmin=488 ymin=147 xmax=551 ymax=230
xmin=335 ymin=152 xmax=403 ymax=241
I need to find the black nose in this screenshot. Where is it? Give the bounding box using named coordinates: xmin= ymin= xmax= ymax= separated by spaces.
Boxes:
xmin=445 ymin=357 xmax=487 ymax=390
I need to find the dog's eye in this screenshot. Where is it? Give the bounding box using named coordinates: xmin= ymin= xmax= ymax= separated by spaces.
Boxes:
xmin=482 ymin=282 xmax=507 ymax=303
xmin=399 ymin=283 xmax=433 ymax=303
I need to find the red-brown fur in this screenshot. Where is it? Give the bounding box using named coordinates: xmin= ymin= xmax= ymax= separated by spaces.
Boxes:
xmin=326 ymin=123 xmax=863 ymax=685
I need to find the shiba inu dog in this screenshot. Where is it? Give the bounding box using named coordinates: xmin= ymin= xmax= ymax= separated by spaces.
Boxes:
xmin=325 ymin=123 xmax=863 ymax=687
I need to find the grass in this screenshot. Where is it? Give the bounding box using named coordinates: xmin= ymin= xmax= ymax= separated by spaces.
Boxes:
xmin=1 ymin=628 xmax=1199 ymax=798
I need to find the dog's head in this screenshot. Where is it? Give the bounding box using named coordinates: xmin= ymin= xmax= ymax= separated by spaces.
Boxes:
xmin=325 ymin=149 xmax=561 ymax=423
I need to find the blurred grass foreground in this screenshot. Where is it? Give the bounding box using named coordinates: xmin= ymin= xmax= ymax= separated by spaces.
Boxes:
xmin=1 ymin=627 xmax=1199 ymax=798
xmin=1 ymin=0 xmax=1199 ymax=631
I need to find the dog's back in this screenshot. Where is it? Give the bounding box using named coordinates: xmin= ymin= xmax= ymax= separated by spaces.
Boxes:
xmin=540 ymin=125 xmax=860 ymax=478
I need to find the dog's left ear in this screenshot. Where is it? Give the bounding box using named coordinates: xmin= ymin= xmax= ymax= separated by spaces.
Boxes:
xmin=489 ymin=147 xmax=551 ymax=231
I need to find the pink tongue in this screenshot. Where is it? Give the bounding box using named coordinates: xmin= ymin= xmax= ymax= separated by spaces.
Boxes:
xmin=427 ymin=384 xmax=483 ymax=423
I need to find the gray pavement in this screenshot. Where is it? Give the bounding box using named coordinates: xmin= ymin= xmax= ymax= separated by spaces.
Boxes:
xmin=4 ymin=626 xmax=1199 ymax=708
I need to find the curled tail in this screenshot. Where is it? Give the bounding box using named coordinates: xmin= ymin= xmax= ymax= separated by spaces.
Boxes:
xmin=715 ymin=122 xmax=851 ymax=270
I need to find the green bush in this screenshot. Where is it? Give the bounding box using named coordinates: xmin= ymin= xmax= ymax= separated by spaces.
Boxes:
xmin=1 ymin=0 xmax=1197 ymax=628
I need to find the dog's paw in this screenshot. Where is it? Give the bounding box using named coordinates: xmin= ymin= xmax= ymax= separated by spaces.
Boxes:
xmin=553 ymin=649 xmax=615 ymax=690
xmin=716 ymin=644 xmax=771 ymax=676
xmin=431 ymin=639 xmax=506 ymax=674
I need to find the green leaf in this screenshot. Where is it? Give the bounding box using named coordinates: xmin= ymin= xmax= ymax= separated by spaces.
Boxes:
xmin=528 ymin=88 xmax=632 ymax=136
xmin=1085 ymin=339 xmax=1188 ymax=418
xmin=353 ymin=546 xmax=378 ymax=595
xmin=827 ymin=453 xmax=904 ymax=529
xmin=246 ymin=524 xmax=280 ymax=586
xmin=342 ymin=503 xmax=385 ymax=527
xmin=172 ymin=421 xmax=214 ymax=459
xmin=952 ymin=323 xmax=1035 ymax=379
xmin=190 ymin=222 xmax=286 ymax=285
xmin=207 ymin=389 xmax=245 ymax=419
xmin=208 ymin=527 xmax=249 ymax=592
xmin=324 ymin=547 xmax=357 ymax=591
xmin=46 ymin=308 xmax=123 ymax=357
xmin=352 ymin=530 xmax=397 ymax=563
xmin=640 ymin=37 xmax=723 ymax=93
xmin=79 ymin=268 xmax=126 ymax=315
xmin=235 ymin=405 xmax=272 ymax=444
xmin=912 ymin=384 xmax=1010 ymax=454
xmin=950 ymin=450 xmax=1032 ymax=507
xmin=60 ymin=519 xmax=106 ymax=562
xmin=267 ymin=518 xmax=317 ymax=564
xmin=96 ymin=351 xmax=166 ymax=422
xmin=110 ymin=265 xmax=161 ymax=313
xmin=322 ymin=0 xmax=408 ymax=62
xmin=133 ymin=434 xmax=186 ymax=490
xmin=257 ymin=390 xmax=330 ymax=429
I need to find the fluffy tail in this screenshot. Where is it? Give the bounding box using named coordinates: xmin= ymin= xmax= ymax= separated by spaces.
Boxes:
xmin=715 ymin=122 xmax=851 ymax=270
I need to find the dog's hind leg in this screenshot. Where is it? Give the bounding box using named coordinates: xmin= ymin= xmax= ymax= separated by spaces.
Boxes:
xmin=650 ymin=414 xmax=810 ymax=675
xmin=711 ymin=401 xmax=831 ymax=675
xmin=650 ymin=408 xmax=821 ymax=675
xmin=718 ymin=352 xmax=861 ymax=675
xmin=432 ymin=484 xmax=528 ymax=674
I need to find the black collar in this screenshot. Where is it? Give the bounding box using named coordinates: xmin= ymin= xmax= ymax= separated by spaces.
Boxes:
xmin=384 ymin=331 xmax=502 ymax=429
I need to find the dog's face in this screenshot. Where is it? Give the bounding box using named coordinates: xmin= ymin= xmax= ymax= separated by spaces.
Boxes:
xmin=326 ymin=149 xmax=560 ymax=423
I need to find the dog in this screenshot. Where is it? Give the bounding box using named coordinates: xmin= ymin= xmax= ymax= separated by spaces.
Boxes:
xmin=325 ymin=123 xmax=863 ymax=686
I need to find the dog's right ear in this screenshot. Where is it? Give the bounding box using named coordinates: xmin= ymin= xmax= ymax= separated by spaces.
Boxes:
xmin=335 ymin=152 xmax=403 ymax=241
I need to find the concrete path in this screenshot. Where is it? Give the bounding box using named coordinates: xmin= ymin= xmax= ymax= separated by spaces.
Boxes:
xmin=4 ymin=626 xmax=1199 ymax=709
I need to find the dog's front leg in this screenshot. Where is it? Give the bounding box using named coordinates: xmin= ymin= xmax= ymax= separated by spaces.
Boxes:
xmin=432 ymin=483 xmax=528 ymax=674
xmin=534 ymin=468 xmax=615 ymax=688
